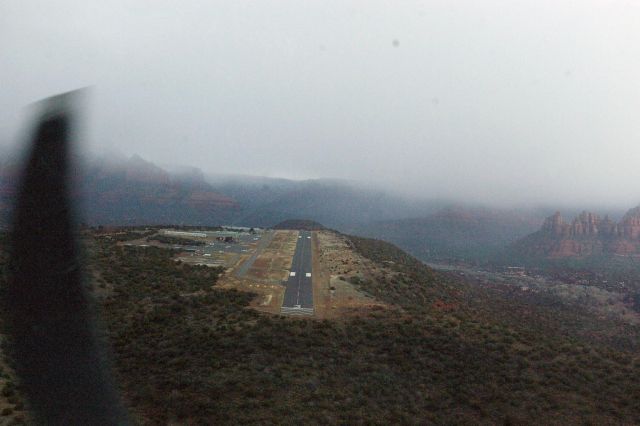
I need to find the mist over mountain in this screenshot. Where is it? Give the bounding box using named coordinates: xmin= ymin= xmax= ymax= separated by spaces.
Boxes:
xmin=1 ymin=149 xmax=637 ymax=265
xmin=209 ymin=176 xmax=444 ymax=229
xmin=0 ymin=153 xmax=239 ymax=227
xmin=350 ymin=206 xmax=548 ymax=263
xmin=0 ymin=153 xmax=444 ymax=228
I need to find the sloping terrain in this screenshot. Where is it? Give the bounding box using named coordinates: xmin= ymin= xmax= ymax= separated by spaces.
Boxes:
xmin=80 ymin=155 xmax=239 ymax=225
xmin=214 ymin=178 xmax=440 ymax=229
xmin=0 ymin=153 xmax=441 ymax=229
xmin=352 ymin=206 xmax=544 ymax=263
xmin=0 ymin=154 xmax=239 ymax=227
xmin=505 ymin=208 xmax=640 ymax=297
xmin=312 ymin=231 xmax=388 ymax=318
xmin=273 ymin=219 xmax=325 ymax=230
xmin=0 ymin=230 xmax=638 ymax=424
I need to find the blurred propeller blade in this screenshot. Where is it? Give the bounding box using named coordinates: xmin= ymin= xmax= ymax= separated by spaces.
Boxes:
xmin=5 ymin=92 xmax=127 ymax=425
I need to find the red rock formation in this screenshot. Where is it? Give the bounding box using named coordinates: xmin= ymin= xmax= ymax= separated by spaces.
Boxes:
xmin=549 ymin=240 xmax=587 ymax=258
xmin=519 ymin=206 xmax=640 ymax=258
xmin=609 ymin=240 xmax=637 ymax=255
xmin=619 ymin=207 xmax=640 ymax=239
xmin=542 ymin=212 xmax=569 ymax=236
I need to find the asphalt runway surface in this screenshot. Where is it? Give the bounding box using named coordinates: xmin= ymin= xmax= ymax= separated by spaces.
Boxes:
xmin=281 ymin=231 xmax=313 ymax=312
xmin=234 ymin=230 xmax=275 ymax=277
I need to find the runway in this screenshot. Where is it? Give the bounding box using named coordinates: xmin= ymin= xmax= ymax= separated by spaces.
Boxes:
xmin=281 ymin=231 xmax=314 ymax=315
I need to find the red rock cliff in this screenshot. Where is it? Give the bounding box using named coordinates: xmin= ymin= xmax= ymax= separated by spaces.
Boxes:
xmin=519 ymin=206 xmax=640 ymax=258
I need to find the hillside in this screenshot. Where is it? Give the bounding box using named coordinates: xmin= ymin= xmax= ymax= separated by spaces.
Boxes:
xmin=1 ymin=229 xmax=638 ymax=424
xmin=272 ymin=219 xmax=325 ymax=230
xmin=0 ymin=154 xmax=442 ymax=229
xmin=81 ymin=156 xmax=240 ymax=225
xmin=212 ymin=178 xmax=441 ymax=229
xmin=352 ymin=206 xmax=544 ymax=263
xmin=0 ymin=154 xmax=239 ymax=227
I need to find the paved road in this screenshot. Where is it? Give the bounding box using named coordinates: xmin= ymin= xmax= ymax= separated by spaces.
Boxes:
xmin=281 ymin=231 xmax=314 ymax=315
xmin=235 ymin=230 xmax=274 ymax=277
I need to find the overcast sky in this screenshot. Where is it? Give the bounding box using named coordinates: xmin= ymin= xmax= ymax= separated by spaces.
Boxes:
xmin=2 ymin=1 xmax=640 ymax=207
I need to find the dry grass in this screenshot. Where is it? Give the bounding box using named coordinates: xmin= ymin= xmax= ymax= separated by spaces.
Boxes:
xmin=217 ymin=231 xmax=299 ymax=314
xmin=313 ymin=231 xmax=390 ymax=319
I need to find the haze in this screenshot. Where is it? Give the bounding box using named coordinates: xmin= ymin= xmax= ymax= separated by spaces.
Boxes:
xmin=2 ymin=1 xmax=640 ymax=207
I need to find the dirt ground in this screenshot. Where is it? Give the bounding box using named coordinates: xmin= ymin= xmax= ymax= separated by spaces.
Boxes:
xmin=209 ymin=229 xmax=390 ymax=319
xmin=218 ymin=274 xmax=286 ymax=315
xmin=242 ymin=231 xmax=298 ymax=283
xmin=312 ymin=231 xmax=388 ymax=319
xmin=219 ymin=230 xmax=299 ymax=315
xmin=120 ymin=230 xmax=263 ymax=270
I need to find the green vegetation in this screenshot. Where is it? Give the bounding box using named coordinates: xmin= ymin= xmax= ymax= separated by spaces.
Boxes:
xmin=350 ymin=235 xmax=640 ymax=349
xmin=94 ymin=229 xmax=156 ymax=242
xmin=0 ymin=235 xmax=30 ymax=424
xmin=145 ymin=234 xmax=206 ymax=246
xmin=0 ymin=231 xmax=638 ymax=424
xmin=495 ymin=248 xmax=640 ymax=292
xmin=92 ymin=234 xmax=638 ymax=424
xmin=352 ymin=208 xmax=541 ymax=264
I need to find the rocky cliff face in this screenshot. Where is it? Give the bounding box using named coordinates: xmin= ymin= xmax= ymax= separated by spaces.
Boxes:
xmin=515 ymin=208 xmax=640 ymax=258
